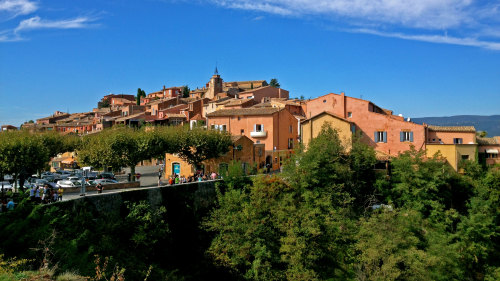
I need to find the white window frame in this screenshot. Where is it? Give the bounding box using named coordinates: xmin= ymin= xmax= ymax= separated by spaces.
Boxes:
xmin=255 ymin=124 xmax=264 ymax=132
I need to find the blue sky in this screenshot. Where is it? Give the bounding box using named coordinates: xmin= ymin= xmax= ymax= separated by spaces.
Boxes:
xmin=1 ymin=0 xmax=500 ymax=126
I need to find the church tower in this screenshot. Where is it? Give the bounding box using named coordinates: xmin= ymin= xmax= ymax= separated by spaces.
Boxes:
xmin=205 ymin=66 xmax=223 ymax=99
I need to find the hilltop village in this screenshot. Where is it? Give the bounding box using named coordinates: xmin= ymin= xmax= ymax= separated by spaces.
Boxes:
xmin=4 ymin=69 xmax=500 ymax=176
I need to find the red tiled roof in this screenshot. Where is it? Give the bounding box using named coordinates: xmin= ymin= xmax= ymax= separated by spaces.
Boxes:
xmin=427 ymin=125 xmax=476 ymax=132
xmin=207 ymin=107 xmax=280 ymax=117
xmin=301 ymin=111 xmax=351 ymax=124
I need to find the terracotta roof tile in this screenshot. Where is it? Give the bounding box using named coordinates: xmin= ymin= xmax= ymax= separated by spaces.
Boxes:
xmin=207 ymin=107 xmax=280 ymax=117
xmin=477 ymin=137 xmax=499 ymax=145
xmin=427 ymin=125 xmax=476 ymax=132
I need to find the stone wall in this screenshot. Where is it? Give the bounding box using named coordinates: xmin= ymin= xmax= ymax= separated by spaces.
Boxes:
xmin=62 ymin=180 xmax=219 ymax=218
xmin=62 ymin=181 xmax=141 ymax=193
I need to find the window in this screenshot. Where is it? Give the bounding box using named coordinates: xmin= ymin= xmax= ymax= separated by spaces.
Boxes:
xmin=323 ymin=99 xmax=327 ymax=103
xmin=461 ymin=155 xmax=469 ymax=160
xmin=347 ymin=112 xmax=352 ymax=118
xmin=400 ymin=131 xmax=413 ymax=142
xmin=256 ymin=140 xmax=260 ymax=144
xmin=374 ymin=131 xmax=387 ymax=143
xmin=238 ymin=116 xmax=241 ymax=120
xmin=288 ymin=138 xmax=294 ymax=149
xmin=289 ymin=125 xmax=293 ymax=133
xmin=486 ymin=153 xmax=498 ymax=159
xmin=241 ymin=129 xmax=244 ymax=135
xmin=220 ymin=125 xmax=227 ymax=131
xmin=255 ymin=124 xmax=264 ymax=132
xmin=210 ymin=124 xmax=216 ymax=130
xmin=454 ymin=138 xmax=463 ymax=144
xmin=351 ymin=125 xmax=356 ymax=134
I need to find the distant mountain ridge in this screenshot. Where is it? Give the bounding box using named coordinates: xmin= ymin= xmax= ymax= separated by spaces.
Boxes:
xmin=412 ymin=115 xmax=500 ymax=137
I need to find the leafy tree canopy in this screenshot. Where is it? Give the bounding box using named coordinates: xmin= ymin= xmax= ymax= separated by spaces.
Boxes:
xmin=269 ymin=78 xmax=280 ymax=88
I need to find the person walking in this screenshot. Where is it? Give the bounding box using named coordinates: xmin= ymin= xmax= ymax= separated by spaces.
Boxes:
xmin=42 ymin=185 xmax=49 ymax=203
xmin=52 ymin=190 xmax=58 ymax=202
xmin=6 ymin=198 xmax=14 ymax=211
xmin=96 ymin=183 xmax=103 ymax=194
xmin=29 ymin=186 xmax=36 ymax=202
xmin=57 ymin=187 xmax=63 ymax=201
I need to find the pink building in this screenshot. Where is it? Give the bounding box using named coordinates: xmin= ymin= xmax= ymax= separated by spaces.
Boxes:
xmin=237 ymin=86 xmax=289 ymax=102
xmin=207 ymin=107 xmax=298 ymax=170
xmin=305 ymin=93 xmax=426 ymax=157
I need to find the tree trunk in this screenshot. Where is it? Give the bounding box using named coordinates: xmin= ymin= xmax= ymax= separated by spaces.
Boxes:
xmin=19 ymin=173 xmax=25 ymax=192
xmin=130 ymin=165 xmax=136 ymax=182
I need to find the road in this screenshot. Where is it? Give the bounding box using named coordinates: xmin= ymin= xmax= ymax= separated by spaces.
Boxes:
xmin=117 ymin=164 xmax=163 ymax=187
xmin=63 ymin=165 xmax=163 ymax=200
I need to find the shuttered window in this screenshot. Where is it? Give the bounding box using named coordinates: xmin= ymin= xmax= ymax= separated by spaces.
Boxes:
xmin=374 ymin=131 xmax=387 ymax=143
xmin=400 ymin=131 xmax=414 ymax=142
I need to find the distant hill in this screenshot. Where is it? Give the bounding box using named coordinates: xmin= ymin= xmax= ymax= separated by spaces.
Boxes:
xmin=412 ymin=115 xmax=500 ymax=137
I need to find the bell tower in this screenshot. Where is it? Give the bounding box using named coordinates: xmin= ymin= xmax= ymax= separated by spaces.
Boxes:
xmin=206 ymin=66 xmax=223 ymax=99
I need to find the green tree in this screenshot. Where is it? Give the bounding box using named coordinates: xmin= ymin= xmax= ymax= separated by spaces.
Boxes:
xmin=206 ymin=124 xmax=360 ymax=280
xmin=389 ymin=148 xmax=456 ymax=218
xmin=176 ymin=128 xmax=232 ymax=171
xmin=182 ymin=85 xmax=190 ymax=98
xmin=0 ymin=131 xmax=48 ymax=190
xmin=136 ymin=88 xmax=146 ymax=105
xmin=78 ymin=127 xmax=164 ymax=180
xmin=454 ymin=169 xmax=500 ymax=279
xmin=269 ymin=78 xmax=280 ymax=88
xmin=355 ymin=208 xmax=462 ymax=281
xmin=99 ymin=99 xmax=110 ymax=108
xmin=125 ymin=201 xmax=169 ymax=248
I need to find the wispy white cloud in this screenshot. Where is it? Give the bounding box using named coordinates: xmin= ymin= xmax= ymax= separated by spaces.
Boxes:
xmin=349 ymin=28 xmax=500 ymax=51
xmin=208 ymin=0 xmax=500 ymax=50
xmin=0 ymin=16 xmax=98 ymax=41
xmin=0 ymin=0 xmax=37 ymax=19
xmin=0 ymin=0 xmax=100 ymax=42
xmin=14 ymin=16 xmax=98 ymax=33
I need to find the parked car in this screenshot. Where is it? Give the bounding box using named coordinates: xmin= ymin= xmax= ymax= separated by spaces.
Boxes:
xmin=93 ymin=179 xmax=118 ymax=185
xmin=97 ymin=172 xmax=116 ymax=180
xmin=56 ymin=180 xmax=83 ymax=188
xmin=54 ymin=170 xmax=71 ymax=179
xmin=67 ymin=176 xmax=84 ymax=184
xmin=30 ymin=178 xmax=49 ymax=187
xmin=0 ymin=181 xmax=13 ymax=191
xmin=41 ymin=173 xmax=55 ymax=182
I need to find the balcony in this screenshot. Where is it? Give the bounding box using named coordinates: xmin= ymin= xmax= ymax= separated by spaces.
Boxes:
xmin=250 ymin=130 xmax=267 ymax=138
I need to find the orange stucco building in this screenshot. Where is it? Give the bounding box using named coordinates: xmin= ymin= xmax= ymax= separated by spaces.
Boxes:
xmin=237 ymin=86 xmax=289 ymax=102
xmin=207 ymin=107 xmax=298 ymax=170
xmin=477 ymin=137 xmax=500 ymax=166
xmin=164 ymin=135 xmax=265 ymax=177
xmin=305 ymin=93 xmax=427 ymax=157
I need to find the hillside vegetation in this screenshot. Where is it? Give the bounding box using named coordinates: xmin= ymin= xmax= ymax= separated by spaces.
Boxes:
xmin=1 ymin=124 xmax=500 ymax=280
